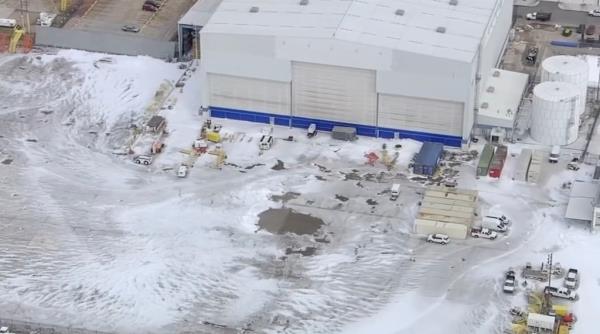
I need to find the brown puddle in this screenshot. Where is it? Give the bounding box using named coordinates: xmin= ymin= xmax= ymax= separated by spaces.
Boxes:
xmin=257 ymin=208 xmax=324 ymax=235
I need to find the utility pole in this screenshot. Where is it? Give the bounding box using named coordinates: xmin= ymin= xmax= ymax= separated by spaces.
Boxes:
xmin=542 ymin=253 xmax=553 ymax=315
xmin=17 ymin=0 xmax=30 ymax=33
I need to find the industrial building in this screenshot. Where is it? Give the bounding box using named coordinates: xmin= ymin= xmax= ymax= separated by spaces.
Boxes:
xmin=415 ymin=186 xmax=479 ymax=239
xmin=565 ymin=181 xmax=600 ymax=230
xmin=198 ymin=0 xmax=514 ymax=147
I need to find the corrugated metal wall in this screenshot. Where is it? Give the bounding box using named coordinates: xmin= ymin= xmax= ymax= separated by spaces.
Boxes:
xmin=208 ymin=74 xmax=291 ymax=116
xmin=292 ymin=62 xmax=377 ymax=125
xmin=378 ymin=94 xmax=464 ymax=137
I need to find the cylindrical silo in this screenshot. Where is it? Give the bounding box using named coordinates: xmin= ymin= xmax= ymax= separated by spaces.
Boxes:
xmin=531 ymin=81 xmax=579 ymax=145
xmin=541 ymin=55 xmax=588 ymax=118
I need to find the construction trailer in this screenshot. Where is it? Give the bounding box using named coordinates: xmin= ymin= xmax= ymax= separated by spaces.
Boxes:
xmin=413 ymin=142 xmax=444 ymax=176
xmin=414 ymin=186 xmax=478 ymax=239
xmin=414 ymin=219 xmax=468 ymax=240
xmin=477 ymin=144 xmax=495 ymax=177
xmin=527 ymin=313 xmax=555 ymax=332
xmin=488 ymin=145 xmax=508 ymax=178
xmin=528 ymin=150 xmax=544 ymax=184
xmin=513 ymin=148 xmax=532 ymax=181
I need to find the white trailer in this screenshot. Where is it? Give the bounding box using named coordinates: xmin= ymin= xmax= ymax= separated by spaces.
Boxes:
xmin=0 ymin=18 xmax=17 ymax=28
xmin=513 ymin=149 xmax=532 ymax=181
xmin=527 ymin=313 xmax=555 ymax=331
xmin=527 ymin=150 xmax=543 ymax=184
xmin=414 ymin=219 xmax=468 ymax=239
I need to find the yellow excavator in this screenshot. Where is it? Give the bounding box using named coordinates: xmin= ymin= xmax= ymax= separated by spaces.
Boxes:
xmin=60 ymin=0 xmax=71 ymax=12
xmin=8 ymin=25 xmax=24 ymax=53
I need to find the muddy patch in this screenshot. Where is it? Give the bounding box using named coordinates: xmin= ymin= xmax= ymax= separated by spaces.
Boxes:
xmin=366 ymin=199 xmax=378 ymax=206
xmin=335 ymin=194 xmax=349 ymax=202
xmin=285 ymin=246 xmax=317 ymax=257
xmin=1 ymin=159 xmax=13 ymax=165
xmin=271 ymin=160 xmax=285 ymax=170
xmin=270 ymin=192 xmax=301 ymax=203
xmin=257 ymin=208 xmax=324 ymax=235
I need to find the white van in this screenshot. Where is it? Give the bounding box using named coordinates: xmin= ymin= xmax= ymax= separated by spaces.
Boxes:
xmin=482 ymin=216 xmax=508 ymax=232
xmin=259 ymin=135 xmax=273 ymax=150
xmin=177 ymin=165 xmax=188 ymax=178
xmin=0 ymin=19 xmax=17 ymax=28
xmin=390 ymin=183 xmax=400 ymax=201
xmin=549 ymin=145 xmax=560 ymax=163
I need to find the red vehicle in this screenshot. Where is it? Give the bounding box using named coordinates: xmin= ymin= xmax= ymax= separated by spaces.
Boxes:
xmin=489 ymin=145 xmax=508 ymax=178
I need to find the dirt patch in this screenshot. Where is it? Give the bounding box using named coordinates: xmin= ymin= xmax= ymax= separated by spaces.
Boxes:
xmin=366 ymin=199 xmax=378 ymax=206
xmin=315 ymin=175 xmax=327 ymax=181
xmin=335 ymin=194 xmax=349 ymax=202
xmin=270 ymin=192 xmax=301 ymax=203
xmin=1 ymin=159 xmax=13 ymax=165
xmin=271 ymin=160 xmax=285 ymax=170
xmin=285 ymin=247 xmax=317 ymax=257
xmin=245 ymin=163 xmax=265 ymax=170
xmin=257 ymin=208 xmax=324 ymax=235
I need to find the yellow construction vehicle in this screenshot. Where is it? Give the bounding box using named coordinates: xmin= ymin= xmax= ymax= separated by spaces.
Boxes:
xmin=60 ymin=0 xmax=71 ymax=12
xmin=8 ymin=26 xmax=24 ymax=53
xmin=206 ymin=131 xmax=221 ymax=143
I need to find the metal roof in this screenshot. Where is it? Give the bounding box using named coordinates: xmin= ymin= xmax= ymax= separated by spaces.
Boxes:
xmin=478 ymin=69 xmax=529 ymax=128
xmin=179 ymin=0 xmax=224 ymax=27
xmin=414 ymin=142 xmax=444 ymax=167
xmin=202 ymin=0 xmax=501 ymax=62
xmin=565 ymin=181 xmax=600 ymax=221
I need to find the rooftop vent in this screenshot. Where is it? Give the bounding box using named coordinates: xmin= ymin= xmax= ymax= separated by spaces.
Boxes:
xmin=493 ymin=70 xmax=501 ymax=77
xmin=449 ymin=0 xmax=458 ymax=5
xmin=436 ymin=26 xmax=446 ymax=33
xmin=395 ymin=9 xmax=405 ymax=16
xmin=487 ymin=86 xmax=495 ymax=93
xmin=299 ymin=0 xmax=309 ymax=5
xmin=481 ymin=102 xmax=489 ymax=109
xmin=249 ymin=6 xmax=259 ymax=13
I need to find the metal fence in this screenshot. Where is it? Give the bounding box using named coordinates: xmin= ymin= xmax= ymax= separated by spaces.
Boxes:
xmin=0 ymin=317 xmax=115 ymax=334
xmin=35 ymin=27 xmax=176 ymax=59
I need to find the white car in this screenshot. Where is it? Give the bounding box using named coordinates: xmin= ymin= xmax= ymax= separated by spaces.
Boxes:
xmin=503 ymin=270 xmax=516 ymax=294
xmin=471 ymin=227 xmax=498 ymax=240
xmin=564 ymin=268 xmax=579 ymax=289
xmin=134 ymin=155 xmax=153 ymax=165
xmin=544 ymin=286 xmax=578 ymax=301
xmin=426 ymin=233 xmax=449 ymax=245
xmin=177 ymin=165 xmax=188 ymax=178
xmin=589 ymin=9 xmax=600 ymax=17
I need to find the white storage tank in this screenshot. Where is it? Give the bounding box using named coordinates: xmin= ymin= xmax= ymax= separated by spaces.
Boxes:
xmin=541 ymin=55 xmax=588 ymax=117
xmin=531 ymin=81 xmax=579 ymax=145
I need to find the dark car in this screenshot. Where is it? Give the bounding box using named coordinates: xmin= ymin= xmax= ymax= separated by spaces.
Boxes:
xmin=142 ymin=3 xmax=158 ymax=12
xmin=586 ymin=24 xmax=596 ymax=35
xmin=526 ymin=47 xmax=538 ymax=64
xmin=121 ymin=24 xmax=140 ymax=33
xmin=144 ymin=0 xmax=161 ymax=8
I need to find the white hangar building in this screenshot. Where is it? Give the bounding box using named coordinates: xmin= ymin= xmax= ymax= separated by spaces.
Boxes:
xmin=199 ymin=0 xmax=513 ymax=146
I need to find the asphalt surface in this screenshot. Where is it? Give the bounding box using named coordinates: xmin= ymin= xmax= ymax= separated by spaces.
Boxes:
xmin=515 ymin=2 xmax=600 ymax=26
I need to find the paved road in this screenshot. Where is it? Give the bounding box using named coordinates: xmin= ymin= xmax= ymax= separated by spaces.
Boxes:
xmin=515 ymin=1 xmax=600 ymax=25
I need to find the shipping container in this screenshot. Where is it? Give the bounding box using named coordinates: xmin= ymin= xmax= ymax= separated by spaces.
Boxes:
xmin=477 ymin=144 xmax=495 ymax=177
xmin=512 ymin=149 xmax=532 ymax=181
xmin=527 ymin=150 xmax=543 ymax=183
xmin=414 ymin=219 xmax=468 ymax=239
xmin=413 ymin=142 xmax=444 ymax=176
xmin=331 ymin=126 xmax=357 ymax=141
xmin=489 ymin=145 xmax=508 ymax=178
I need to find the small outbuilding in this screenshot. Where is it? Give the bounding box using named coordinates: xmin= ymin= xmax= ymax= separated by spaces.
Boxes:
xmin=146 ymin=115 xmax=166 ymax=133
xmin=413 ymin=142 xmax=444 ymax=176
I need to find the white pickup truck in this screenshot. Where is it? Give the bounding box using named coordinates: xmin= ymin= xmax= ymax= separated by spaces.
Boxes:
xmin=544 ymin=286 xmax=578 ymax=301
xmin=471 ymin=227 xmax=498 ymax=240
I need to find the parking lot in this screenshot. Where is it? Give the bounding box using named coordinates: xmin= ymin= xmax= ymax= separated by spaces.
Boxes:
xmin=62 ymin=0 xmax=195 ymax=40
xmin=0 ymin=0 xmax=56 ymax=21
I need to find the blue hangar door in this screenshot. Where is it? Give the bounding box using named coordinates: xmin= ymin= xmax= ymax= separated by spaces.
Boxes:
xmin=291 ymin=62 xmax=377 ymax=129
